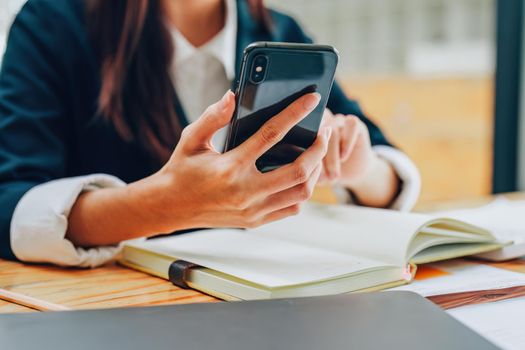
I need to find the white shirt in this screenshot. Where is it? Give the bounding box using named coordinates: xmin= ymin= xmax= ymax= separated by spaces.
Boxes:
xmin=10 ymin=0 xmax=421 ymax=267
xmin=171 ymin=0 xmax=237 ymax=150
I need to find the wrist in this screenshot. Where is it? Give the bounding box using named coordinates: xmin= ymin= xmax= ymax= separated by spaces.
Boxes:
xmin=66 ymin=179 xmax=171 ymax=247
xmin=339 ymin=152 xmax=380 ymax=190
xmin=127 ymin=169 xmax=203 ymax=236
xmin=341 ymin=154 xmax=400 ymax=208
xmin=122 ymin=172 xmax=179 ymax=236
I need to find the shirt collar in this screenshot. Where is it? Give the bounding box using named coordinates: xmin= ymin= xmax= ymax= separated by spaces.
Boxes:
xmin=171 ymin=0 xmax=237 ymax=80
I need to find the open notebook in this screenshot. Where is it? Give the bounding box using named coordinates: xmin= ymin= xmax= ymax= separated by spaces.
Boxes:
xmin=121 ymin=203 xmax=506 ymax=300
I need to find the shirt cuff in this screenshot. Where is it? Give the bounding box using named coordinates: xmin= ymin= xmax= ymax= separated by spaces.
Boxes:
xmin=10 ymin=174 xmax=126 ymax=268
xmin=333 ymin=146 xmax=421 ymax=212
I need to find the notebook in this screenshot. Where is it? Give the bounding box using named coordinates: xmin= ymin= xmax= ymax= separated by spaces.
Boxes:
xmin=121 ymin=202 xmax=506 ymax=300
xmin=0 ymin=292 xmax=500 ymax=350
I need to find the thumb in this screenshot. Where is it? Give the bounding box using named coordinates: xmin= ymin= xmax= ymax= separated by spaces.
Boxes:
xmin=188 ymin=90 xmax=236 ymax=148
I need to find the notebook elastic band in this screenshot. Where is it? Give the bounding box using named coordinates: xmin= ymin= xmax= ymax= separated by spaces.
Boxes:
xmin=168 ymin=260 xmax=198 ymax=289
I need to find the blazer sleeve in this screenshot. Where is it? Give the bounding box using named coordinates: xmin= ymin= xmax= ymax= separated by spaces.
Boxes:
xmin=272 ymin=13 xmax=393 ymax=147
xmin=0 ymin=1 xmax=75 ymax=259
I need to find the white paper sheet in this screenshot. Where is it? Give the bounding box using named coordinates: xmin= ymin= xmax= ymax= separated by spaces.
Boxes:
xmin=390 ymin=259 xmax=525 ymax=296
xmin=437 ymin=198 xmax=525 ymax=244
xmin=448 ymin=296 xmax=525 ymax=350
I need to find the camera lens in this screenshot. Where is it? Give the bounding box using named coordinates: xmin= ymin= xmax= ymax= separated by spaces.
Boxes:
xmin=251 ymin=55 xmax=268 ymax=84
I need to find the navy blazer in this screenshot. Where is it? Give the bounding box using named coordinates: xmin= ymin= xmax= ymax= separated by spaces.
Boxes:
xmin=0 ymin=0 xmax=392 ymax=260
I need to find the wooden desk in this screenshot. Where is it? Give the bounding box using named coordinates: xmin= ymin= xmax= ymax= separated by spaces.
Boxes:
xmin=0 ymin=259 xmax=216 ymax=313
xmin=1 ymin=192 xmax=524 ymax=314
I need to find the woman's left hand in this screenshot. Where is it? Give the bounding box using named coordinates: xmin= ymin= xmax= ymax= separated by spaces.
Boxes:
xmin=318 ymin=109 xmax=400 ymax=208
xmin=318 ymin=109 xmax=374 ymax=186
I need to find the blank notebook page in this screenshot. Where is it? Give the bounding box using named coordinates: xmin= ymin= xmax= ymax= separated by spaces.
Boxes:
xmin=139 ymin=229 xmax=386 ymax=288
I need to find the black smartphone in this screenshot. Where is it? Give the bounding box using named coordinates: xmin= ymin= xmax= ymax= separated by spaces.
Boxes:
xmin=224 ymin=42 xmax=339 ymax=172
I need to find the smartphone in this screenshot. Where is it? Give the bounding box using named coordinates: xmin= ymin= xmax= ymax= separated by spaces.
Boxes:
xmin=224 ymin=42 xmax=339 ymax=172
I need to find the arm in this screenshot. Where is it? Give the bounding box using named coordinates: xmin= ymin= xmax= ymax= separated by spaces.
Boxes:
xmin=0 ymin=2 xmax=129 ymax=266
xmin=66 ymin=92 xmax=330 ymax=247
xmin=0 ymin=1 xmax=72 ymax=260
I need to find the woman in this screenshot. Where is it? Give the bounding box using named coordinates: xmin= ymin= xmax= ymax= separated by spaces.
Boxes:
xmin=0 ymin=0 xmax=420 ymax=267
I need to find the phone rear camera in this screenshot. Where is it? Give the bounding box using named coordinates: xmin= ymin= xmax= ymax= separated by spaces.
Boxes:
xmin=251 ymin=55 xmax=268 ymax=84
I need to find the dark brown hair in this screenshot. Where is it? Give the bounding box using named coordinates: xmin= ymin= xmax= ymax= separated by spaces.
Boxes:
xmin=87 ymin=0 xmax=269 ymax=164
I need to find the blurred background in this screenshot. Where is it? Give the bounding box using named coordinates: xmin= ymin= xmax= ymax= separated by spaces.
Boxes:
xmin=0 ymin=0 xmax=504 ymax=207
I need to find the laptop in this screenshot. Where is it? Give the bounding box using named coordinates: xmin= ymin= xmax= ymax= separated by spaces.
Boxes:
xmin=0 ymin=291 xmax=498 ymax=350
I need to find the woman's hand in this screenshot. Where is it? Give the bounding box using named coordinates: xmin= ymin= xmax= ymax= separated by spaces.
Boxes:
xmin=67 ymin=90 xmax=330 ymax=247
xmin=151 ymin=90 xmax=331 ymax=232
xmin=318 ymin=110 xmax=400 ymax=208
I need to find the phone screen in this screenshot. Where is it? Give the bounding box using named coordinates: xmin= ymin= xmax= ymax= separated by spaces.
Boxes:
xmin=225 ymin=43 xmax=338 ymax=172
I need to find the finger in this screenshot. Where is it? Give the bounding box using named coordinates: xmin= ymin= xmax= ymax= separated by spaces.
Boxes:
xmin=317 ymin=167 xmax=329 ymax=185
xmin=233 ymin=92 xmax=321 ymax=161
xmin=260 ymin=126 xmax=331 ymax=194
xmin=183 ymin=90 xmax=235 ymax=149
xmin=257 ymin=164 xmax=322 ymax=216
xmin=257 ymin=204 xmax=302 ymax=226
xmin=339 ymin=115 xmax=360 ymax=161
xmin=333 ymin=115 xmax=351 ymax=161
xmin=323 ymin=127 xmax=341 ymax=181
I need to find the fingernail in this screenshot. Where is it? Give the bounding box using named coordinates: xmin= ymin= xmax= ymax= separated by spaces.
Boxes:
xmin=303 ymin=93 xmax=321 ymax=110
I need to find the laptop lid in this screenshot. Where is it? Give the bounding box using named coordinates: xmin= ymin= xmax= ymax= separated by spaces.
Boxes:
xmin=0 ymin=291 xmax=498 ymax=350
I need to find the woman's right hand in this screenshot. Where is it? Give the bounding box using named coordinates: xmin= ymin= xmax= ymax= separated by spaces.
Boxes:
xmin=148 ymin=90 xmax=331 ymax=233
xmin=67 ymin=90 xmax=329 ymax=247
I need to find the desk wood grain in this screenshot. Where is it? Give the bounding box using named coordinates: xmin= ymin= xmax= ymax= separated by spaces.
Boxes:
xmin=0 ymin=259 xmax=216 ymax=313
xmin=0 ymin=299 xmax=32 ymax=313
